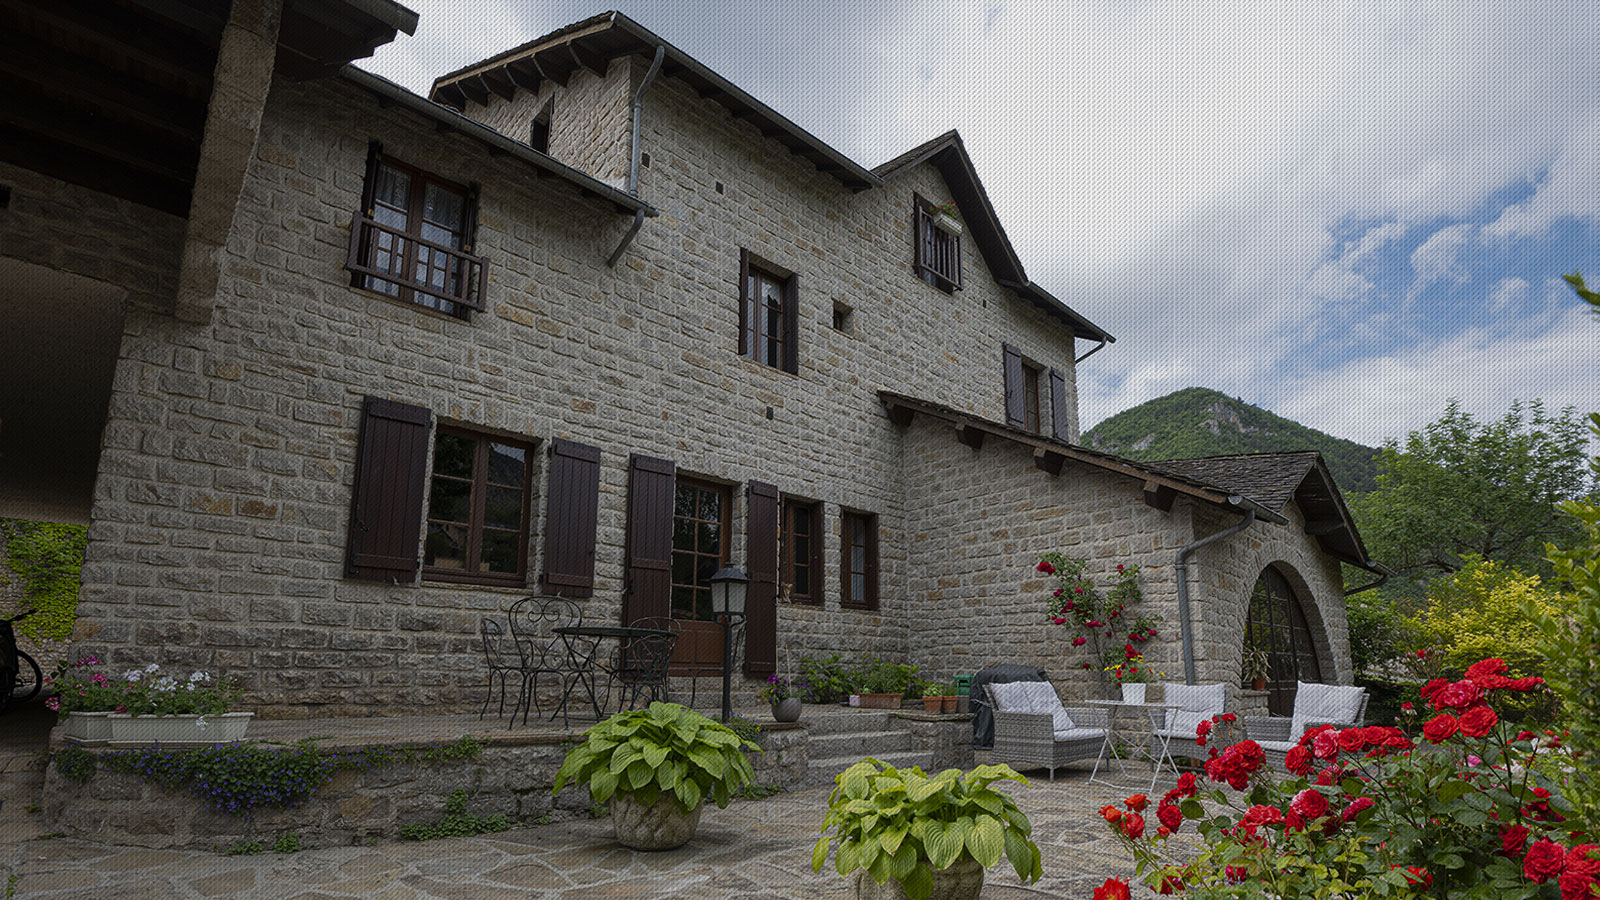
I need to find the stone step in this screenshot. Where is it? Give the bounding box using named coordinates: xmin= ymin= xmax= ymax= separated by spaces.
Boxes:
xmin=808 ymin=727 xmax=913 ymax=761
xmin=806 ymin=749 xmax=929 ymax=787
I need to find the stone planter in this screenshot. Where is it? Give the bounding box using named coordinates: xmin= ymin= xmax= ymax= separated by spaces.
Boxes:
xmin=610 ymin=790 xmax=704 ymax=850
xmin=106 ymin=712 xmax=253 ymax=747
xmin=772 ymin=698 xmax=802 ymax=722
xmin=61 ymin=711 xmax=114 ymax=746
xmin=852 ymin=857 xmax=984 ymax=900
xmin=1121 ymin=683 xmax=1147 ymax=704
xmin=860 ymin=693 xmax=901 ymax=710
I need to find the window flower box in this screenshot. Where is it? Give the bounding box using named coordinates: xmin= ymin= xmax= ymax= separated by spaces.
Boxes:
xmin=932 ymin=211 xmax=963 ymax=236
xmin=60 ymin=711 xmax=114 ymax=746
xmin=106 ymin=712 xmax=253 ymax=747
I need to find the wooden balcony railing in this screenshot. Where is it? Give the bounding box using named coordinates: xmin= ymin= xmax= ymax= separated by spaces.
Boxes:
xmin=346 ymin=211 xmax=487 ymax=311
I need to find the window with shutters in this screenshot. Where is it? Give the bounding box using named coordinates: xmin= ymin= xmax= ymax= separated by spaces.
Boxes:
xmin=422 ymin=427 xmax=534 ymax=585
xmin=913 ymin=194 xmax=961 ymax=292
xmin=739 ymin=250 xmax=798 ymax=373
xmin=1021 ymin=362 xmax=1042 ymax=434
xmin=670 ymin=478 xmax=731 ymax=622
xmin=840 ymin=510 xmax=878 ymax=610
xmin=781 ymin=498 xmax=822 ymax=605
xmin=347 ymin=151 xmax=486 ymax=318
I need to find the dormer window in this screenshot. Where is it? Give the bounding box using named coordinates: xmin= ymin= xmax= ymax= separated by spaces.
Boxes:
xmin=914 ymin=194 xmax=962 ymax=292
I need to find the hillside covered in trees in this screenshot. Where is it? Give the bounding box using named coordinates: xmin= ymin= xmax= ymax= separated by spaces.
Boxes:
xmin=1083 ymin=387 xmax=1381 ymax=494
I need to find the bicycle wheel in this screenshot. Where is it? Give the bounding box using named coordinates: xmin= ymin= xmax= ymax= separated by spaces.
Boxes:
xmin=11 ymin=651 xmax=41 ymax=704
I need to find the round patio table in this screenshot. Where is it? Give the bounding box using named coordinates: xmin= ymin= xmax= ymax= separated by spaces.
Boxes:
xmin=1084 ymin=698 xmax=1181 ymax=790
xmin=552 ymin=625 xmax=675 ymax=721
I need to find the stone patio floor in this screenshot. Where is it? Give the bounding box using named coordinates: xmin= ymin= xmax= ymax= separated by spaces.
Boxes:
xmin=1 ymin=759 xmax=1167 ymax=899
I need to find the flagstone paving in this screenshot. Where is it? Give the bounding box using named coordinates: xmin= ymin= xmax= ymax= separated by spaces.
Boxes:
xmin=1 ymin=766 xmax=1166 ymax=899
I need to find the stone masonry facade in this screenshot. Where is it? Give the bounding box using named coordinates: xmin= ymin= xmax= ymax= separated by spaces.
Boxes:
xmin=5 ymin=28 xmax=1356 ymax=717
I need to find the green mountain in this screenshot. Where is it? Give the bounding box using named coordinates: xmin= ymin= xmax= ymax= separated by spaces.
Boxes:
xmin=1083 ymin=388 xmax=1381 ymax=495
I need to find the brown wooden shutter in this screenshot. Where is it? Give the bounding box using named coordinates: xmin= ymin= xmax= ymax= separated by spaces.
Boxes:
xmin=865 ymin=514 xmax=880 ymax=611
xmin=745 ymin=481 xmax=779 ymax=675
xmin=541 ymin=438 xmax=601 ymax=597
xmin=459 ymin=181 xmax=486 ymax=312
xmin=623 ymin=454 xmax=675 ymax=625
xmin=1049 ymin=367 xmax=1071 ymax=442
xmin=781 ymin=273 xmax=799 ymax=375
xmin=913 ymin=197 xmax=930 ymax=276
xmin=1002 ymin=343 xmax=1026 ymax=428
xmin=344 ymin=396 xmax=431 ymax=582
xmin=953 ymin=231 xmax=963 ymax=290
xmin=737 ymin=248 xmax=750 ymax=357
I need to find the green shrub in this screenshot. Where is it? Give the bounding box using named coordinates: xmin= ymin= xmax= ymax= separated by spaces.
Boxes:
xmin=553 ymin=702 xmax=758 ymax=814
xmin=1 ymin=519 xmax=86 ymax=642
xmin=399 ymin=788 xmax=512 ymax=841
xmin=799 ymin=654 xmax=856 ymax=703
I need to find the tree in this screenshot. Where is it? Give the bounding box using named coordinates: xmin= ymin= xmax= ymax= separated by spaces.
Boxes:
xmin=1348 ymin=400 xmax=1594 ymax=586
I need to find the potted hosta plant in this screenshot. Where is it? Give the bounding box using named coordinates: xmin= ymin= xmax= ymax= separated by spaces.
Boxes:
xmin=553 ymin=701 xmax=758 ymax=850
xmin=47 ymin=657 xmax=248 ymax=746
xmin=814 ymin=759 xmax=1043 ymax=900
xmin=758 ymin=673 xmax=805 ymax=722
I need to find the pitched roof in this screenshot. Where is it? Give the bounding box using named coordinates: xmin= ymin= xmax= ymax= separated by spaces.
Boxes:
xmin=1152 ymin=452 xmax=1372 ymax=568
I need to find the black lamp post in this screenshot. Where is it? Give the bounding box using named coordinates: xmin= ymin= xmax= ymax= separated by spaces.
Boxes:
xmin=709 ymin=566 xmax=748 ymax=723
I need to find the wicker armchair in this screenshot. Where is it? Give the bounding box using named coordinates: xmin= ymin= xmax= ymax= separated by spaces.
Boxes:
xmin=986 ymin=681 xmax=1111 ymax=782
xmin=1148 ymin=682 xmax=1231 ymax=780
xmin=1245 ymin=682 xmax=1369 ymax=772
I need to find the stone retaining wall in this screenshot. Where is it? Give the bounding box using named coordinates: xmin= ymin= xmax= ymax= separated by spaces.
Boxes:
xmin=42 ymin=726 xmax=809 ymax=851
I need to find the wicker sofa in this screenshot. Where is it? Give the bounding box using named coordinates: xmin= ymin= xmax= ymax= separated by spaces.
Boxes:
xmin=1245 ymin=682 xmax=1369 ymax=771
xmin=986 ymin=681 xmax=1111 ymax=782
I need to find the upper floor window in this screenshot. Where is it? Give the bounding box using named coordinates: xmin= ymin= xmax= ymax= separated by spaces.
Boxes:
xmin=423 ymin=427 xmax=533 ymax=585
xmin=840 ymin=509 xmax=879 ymax=610
xmin=1021 ymin=362 xmax=1042 ymax=434
xmin=914 ymin=194 xmax=962 ymax=292
xmin=781 ymin=498 xmax=822 ymax=604
xmin=348 ymin=145 xmax=487 ymax=318
xmin=739 ymin=249 xmax=798 ymax=374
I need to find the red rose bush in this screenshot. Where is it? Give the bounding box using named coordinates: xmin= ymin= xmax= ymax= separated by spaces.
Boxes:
xmin=1102 ymin=658 xmax=1596 ymax=898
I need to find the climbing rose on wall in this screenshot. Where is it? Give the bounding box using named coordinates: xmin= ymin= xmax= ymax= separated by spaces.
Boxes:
xmin=1035 ymin=552 xmax=1159 ymax=684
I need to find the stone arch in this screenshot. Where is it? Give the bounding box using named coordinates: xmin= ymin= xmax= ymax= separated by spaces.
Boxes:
xmin=1244 ymin=561 xmax=1334 ymax=715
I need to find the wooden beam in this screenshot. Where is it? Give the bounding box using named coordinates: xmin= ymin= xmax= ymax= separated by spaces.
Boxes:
xmin=698 ymin=85 xmax=729 ymax=101
xmin=0 ymin=33 xmax=205 ymax=145
xmin=504 ymin=59 xmax=542 ymax=93
xmin=568 ymin=41 xmax=608 ymax=77
xmin=480 ymin=68 xmax=516 ymax=101
xmin=2 ymin=90 xmax=198 ymax=185
xmin=456 ymin=76 xmax=488 ymax=107
xmin=1033 ymin=448 xmax=1065 ymax=477
xmin=1142 ymin=479 xmax=1176 ymax=512
xmin=956 ymin=425 xmax=985 ymax=450
xmin=886 ymin=402 xmax=915 ymax=428
xmin=7 ymin=2 xmax=215 ymax=100
xmin=530 ymin=49 xmax=571 ymax=87
xmin=1304 ymin=520 xmax=1345 ymax=536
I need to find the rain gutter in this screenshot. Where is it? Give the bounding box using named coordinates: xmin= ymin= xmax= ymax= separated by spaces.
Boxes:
xmin=607 ymin=42 xmax=665 ymax=268
xmin=1175 ymin=501 xmax=1257 ymax=685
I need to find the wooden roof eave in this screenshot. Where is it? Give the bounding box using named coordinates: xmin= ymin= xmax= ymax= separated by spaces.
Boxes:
xmin=1295 ymin=463 xmax=1375 ymax=570
xmin=878 ymin=391 xmax=1287 ymax=526
xmin=340 ymin=66 xmax=657 ymax=218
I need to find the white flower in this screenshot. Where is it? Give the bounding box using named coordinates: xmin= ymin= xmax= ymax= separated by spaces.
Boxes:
xmin=184 ymin=683 xmax=196 ymax=692
xmin=153 ymin=676 xmax=177 ymax=693
xmin=123 ymin=670 xmax=142 ymax=683
xmin=195 ymin=716 xmax=209 ymax=730
xmin=188 ymin=672 xmax=210 ymax=683
xmin=144 ymin=663 xmax=160 ymax=673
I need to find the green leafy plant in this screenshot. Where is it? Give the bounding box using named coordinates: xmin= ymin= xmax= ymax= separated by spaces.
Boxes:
xmin=53 ymin=745 xmax=96 ymax=784
xmin=553 ymin=702 xmax=759 ymax=815
xmin=271 ymin=834 xmax=301 ymax=854
xmin=811 ymin=759 xmax=1043 ymax=900
xmin=0 ymin=518 xmax=86 ymax=642
xmin=860 ymin=660 xmax=918 ymax=696
xmin=224 ymin=840 xmax=265 ymax=856
xmin=734 ymin=782 xmax=784 ymax=801
xmin=799 ymin=653 xmax=858 ymax=703
xmin=724 ymin=714 xmax=764 ymax=744
xmin=400 ymin=788 xmax=512 ymax=841
xmin=1038 ymin=555 xmax=1159 ymax=681
xmin=45 ymin=658 xmax=241 ymax=716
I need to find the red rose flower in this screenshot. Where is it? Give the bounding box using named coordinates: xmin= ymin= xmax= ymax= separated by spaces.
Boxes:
xmin=1526 ymin=839 xmax=1567 ymax=883
xmin=1560 ymin=845 xmax=1600 ymax=900
xmin=1285 ymin=745 xmax=1313 ymax=775
xmin=1155 ymin=873 xmax=1184 ymax=894
xmin=1434 ymin=679 xmax=1484 ymax=711
xmin=1157 ymin=802 xmax=1183 ymax=833
xmin=1125 ymin=793 xmax=1148 ymax=812
xmin=1507 ymin=676 xmax=1546 ymax=692
xmin=1312 ymin=729 xmax=1339 ymax=760
xmin=1500 ymin=823 xmax=1531 ymax=857
xmin=1465 ymin=658 xmax=1507 ymax=682
xmin=1122 ymin=813 xmax=1145 ymax=839
xmin=1036 ymin=560 xmax=1056 ymax=574
xmin=1460 ymin=705 xmax=1498 ymax=738
xmin=1175 ymin=772 xmax=1198 ymax=796
xmin=1423 ymin=713 xmax=1460 ymax=743
xmin=1337 ymin=728 xmax=1366 ymax=752
xmin=1289 ymin=789 xmax=1329 ymax=820
xmin=1404 ymin=866 xmax=1432 ymax=888
xmin=1341 ymin=797 xmax=1374 ymax=822
xmin=1093 ymin=878 xmax=1131 ymax=900
xmin=1100 ymin=804 xmax=1122 ymax=822
xmin=1072 ymin=636 xmax=1087 ymax=647
xmin=1240 ymin=804 xmax=1285 ymax=832
xmin=1420 ymin=678 xmax=1449 ymax=702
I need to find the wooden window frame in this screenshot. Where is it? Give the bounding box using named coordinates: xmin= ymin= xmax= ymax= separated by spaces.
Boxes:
xmin=670 ymin=476 xmax=732 ymax=623
xmin=913 ymin=193 xmax=962 ymax=292
xmin=421 ymin=426 xmax=535 ymax=586
xmin=738 ymin=249 xmax=799 ymax=374
xmin=1021 ymin=362 xmax=1042 ymax=434
xmin=347 ymin=149 xmax=487 ymax=318
xmin=1244 ymin=567 xmax=1324 ymax=716
xmin=840 ymin=509 xmax=879 ymax=611
xmin=781 ymin=497 xmax=823 ymax=605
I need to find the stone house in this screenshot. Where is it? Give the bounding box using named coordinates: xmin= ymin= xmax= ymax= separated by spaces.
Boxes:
xmin=0 ymin=4 xmax=1383 ymax=716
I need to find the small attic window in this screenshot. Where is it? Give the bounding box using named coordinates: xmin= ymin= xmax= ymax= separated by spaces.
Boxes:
xmin=914 ymin=194 xmax=962 ymax=292
xmin=529 ymin=98 xmax=553 ymax=154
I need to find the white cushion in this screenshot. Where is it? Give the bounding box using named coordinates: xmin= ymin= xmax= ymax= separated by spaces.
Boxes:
xmin=1256 ymin=740 xmax=1296 ymax=753
xmin=1290 ymin=682 xmax=1365 ymax=738
xmin=1053 ymin=726 xmax=1105 ymax=742
xmin=1051 ymin=707 xmax=1077 ymax=732
xmin=1159 ymin=682 xmax=1226 ymax=739
xmin=991 ymin=680 xmax=1062 ymax=715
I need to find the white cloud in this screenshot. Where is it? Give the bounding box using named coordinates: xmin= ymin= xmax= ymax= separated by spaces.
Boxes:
xmin=1406 ymin=223 xmax=1474 ymax=299
xmin=1487 ymin=277 xmax=1529 ymax=313
xmin=1484 ymin=119 xmax=1600 ymax=241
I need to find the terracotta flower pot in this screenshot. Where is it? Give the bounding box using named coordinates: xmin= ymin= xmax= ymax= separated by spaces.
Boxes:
xmin=941 ymin=695 xmax=958 ymax=714
xmin=860 ymin=693 xmax=901 ymax=709
xmin=922 ymin=696 xmax=943 ymax=713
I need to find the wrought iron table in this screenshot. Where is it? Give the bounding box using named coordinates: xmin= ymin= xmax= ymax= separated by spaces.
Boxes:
xmin=1085 ymin=698 xmax=1182 ymax=790
xmin=552 ymin=624 xmax=675 ymax=722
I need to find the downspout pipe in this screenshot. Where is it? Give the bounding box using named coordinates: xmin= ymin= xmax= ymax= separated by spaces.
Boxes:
xmin=607 ymin=43 xmax=665 ymax=268
xmin=1175 ymin=501 xmax=1256 ymax=685
xmin=1343 ymin=562 xmax=1391 ymax=597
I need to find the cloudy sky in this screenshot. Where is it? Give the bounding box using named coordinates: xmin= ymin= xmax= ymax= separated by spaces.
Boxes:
xmin=360 ymin=1 xmax=1599 ymax=448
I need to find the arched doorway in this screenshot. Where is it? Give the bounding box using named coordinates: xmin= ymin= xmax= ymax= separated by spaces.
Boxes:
xmin=1243 ymin=567 xmax=1323 ymax=715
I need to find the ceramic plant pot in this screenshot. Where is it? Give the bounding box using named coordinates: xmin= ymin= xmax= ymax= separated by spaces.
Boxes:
xmin=60 ymin=711 xmax=113 ymax=746
xmin=772 ymin=698 xmax=802 ymax=722
xmin=610 ymin=790 xmax=704 ymax=851
xmin=1120 ymin=683 xmax=1147 ymax=704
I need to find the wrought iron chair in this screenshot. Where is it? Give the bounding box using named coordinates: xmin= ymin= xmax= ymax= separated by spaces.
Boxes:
xmin=508 ymin=594 xmax=591 ymax=726
xmin=686 ymin=617 xmax=744 ymax=711
xmin=986 ymin=680 xmax=1111 ymax=782
xmin=610 ymin=616 xmax=680 ymax=711
xmin=478 ymin=616 xmax=529 ymax=727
